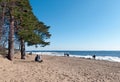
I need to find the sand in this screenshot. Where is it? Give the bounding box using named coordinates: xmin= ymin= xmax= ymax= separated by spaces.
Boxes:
xmin=0 ymin=54 xmax=120 ymax=82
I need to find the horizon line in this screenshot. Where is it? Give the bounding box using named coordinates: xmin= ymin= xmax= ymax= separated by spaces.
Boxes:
xmin=26 ymin=50 xmax=120 ymax=51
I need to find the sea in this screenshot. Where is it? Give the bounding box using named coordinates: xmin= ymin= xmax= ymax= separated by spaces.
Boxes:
xmin=26 ymin=50 xmax=120 ymax=62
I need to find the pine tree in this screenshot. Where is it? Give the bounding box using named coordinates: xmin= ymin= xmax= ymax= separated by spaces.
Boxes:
xmin=0 ymin=0 xmax=15 ymax=60
xmin=0 ymin=0 xmax=51 ymax=60
xmin=15 ymin=0 xmax=51 ymax=59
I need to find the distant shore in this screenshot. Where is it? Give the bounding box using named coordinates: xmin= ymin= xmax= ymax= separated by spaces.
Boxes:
xmin=0 ymin=53 xmax=120 ymax=82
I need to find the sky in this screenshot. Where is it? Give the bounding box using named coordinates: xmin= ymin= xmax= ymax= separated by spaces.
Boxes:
xmin=27 ymin=0 xmax=120 ymax=50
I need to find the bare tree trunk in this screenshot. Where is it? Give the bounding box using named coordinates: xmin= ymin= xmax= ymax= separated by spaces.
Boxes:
xmin=20 ymin=38 xmax=25 ymax=59
xmin=8 ymin=16 xmax=14 ymax=60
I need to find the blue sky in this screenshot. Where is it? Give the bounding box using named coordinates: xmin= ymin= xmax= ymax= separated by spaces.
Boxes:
xmin=27 ymin=0 xmax=120 ymax=50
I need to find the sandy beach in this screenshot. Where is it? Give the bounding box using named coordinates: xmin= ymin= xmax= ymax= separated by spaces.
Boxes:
xmin=0 ymin=53 xmax=120 ymax=82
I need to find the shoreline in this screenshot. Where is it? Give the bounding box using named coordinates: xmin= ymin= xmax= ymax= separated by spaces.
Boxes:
xmin=27 ymin=51 xmax=120 ymax=63
xmin=26 ymin=51 xmax=120 ymax=63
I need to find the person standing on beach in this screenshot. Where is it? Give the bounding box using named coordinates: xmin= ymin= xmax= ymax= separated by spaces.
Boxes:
xmin=92 ymin=55 xmax=96 ymax=59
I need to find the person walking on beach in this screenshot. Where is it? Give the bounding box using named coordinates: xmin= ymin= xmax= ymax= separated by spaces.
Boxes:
xmin=92 ymin=54 xmax=96 ymax=59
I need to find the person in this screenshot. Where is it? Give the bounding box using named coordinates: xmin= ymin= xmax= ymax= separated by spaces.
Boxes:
xmin=66 ymin=53 xmax=69 ymax=57
xmin=35 ymin=55 xmax=43 ymax=62
xmin=64 ymin=52 xmax=69 ymax=57
xmin=92 ymin=54 xmax=96 ymax=59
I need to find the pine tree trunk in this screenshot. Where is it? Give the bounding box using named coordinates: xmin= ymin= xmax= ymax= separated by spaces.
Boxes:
xmin=20 ymin=38 xmax=25 ymax=59
xmin=8 ymin=16 xmax=14 ymax=60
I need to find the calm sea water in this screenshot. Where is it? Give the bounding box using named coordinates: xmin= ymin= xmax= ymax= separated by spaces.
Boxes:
xmin=26 ymin=50 xmax=120 ymax=62
xmin=26 ymin=50 xmax=120 ymax=57
xmin=67 ymin=51 xmax=120 ymax=57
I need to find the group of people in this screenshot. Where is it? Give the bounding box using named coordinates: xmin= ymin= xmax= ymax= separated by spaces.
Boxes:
xmin=64 ymin=52 xmax=69 ymax=57
xmin=34 ymin=53 xmax=96 ymax=62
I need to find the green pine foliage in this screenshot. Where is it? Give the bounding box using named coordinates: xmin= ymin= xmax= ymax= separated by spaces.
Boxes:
xmin=0 ymin=0 xmax=51 ymax=47
xmin=15 ymin=0 xmax=51 ymax=47
xmin=0 ymin=0 xmax=51 ymax=52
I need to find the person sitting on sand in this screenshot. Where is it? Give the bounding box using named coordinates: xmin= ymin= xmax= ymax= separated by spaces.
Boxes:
xmin=35 ymin=55 xmax=43 ymax=62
